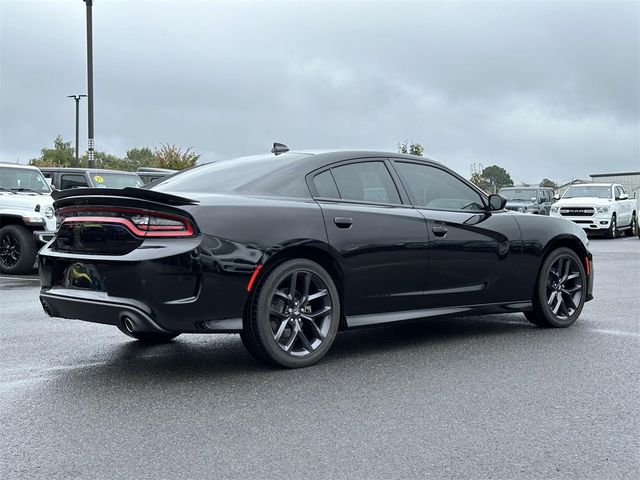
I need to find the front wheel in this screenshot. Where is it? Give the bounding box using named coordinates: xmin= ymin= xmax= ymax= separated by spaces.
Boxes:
xmin=242 ymin=259 xmax=341 ymax=368
xmin=525 ymin=247 xmax=587 ymax=328
xmin=0 ymin=225 xmax=37 ymax=275
xmin=605 ymin=214 xmax=617 ymax=239
xmin=628 ymin=212 xmax=637 ymax=237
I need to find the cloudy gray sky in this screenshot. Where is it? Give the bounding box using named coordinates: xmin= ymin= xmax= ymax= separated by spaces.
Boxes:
xmin=1 ymin=0 xmax=638 ymax=184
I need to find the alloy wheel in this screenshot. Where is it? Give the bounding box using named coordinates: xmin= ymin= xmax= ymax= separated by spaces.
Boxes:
xmin=0 ymin=232 xmax=20 ymax=267
xmin=546 ymin=256 xmax=583 ymax=320
xmin=267 ymin=270 xmax=333 ymax=357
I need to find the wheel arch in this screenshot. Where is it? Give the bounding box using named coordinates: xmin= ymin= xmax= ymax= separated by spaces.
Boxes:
xmin=533 ymin=235 xmax=590 ymax=298
xmin=0 ymin=214 xmax=29 ymax=230
xmin=244 ymin=243 xmax=348 ymax=329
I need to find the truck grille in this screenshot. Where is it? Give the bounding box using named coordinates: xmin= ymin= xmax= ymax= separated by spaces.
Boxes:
xmin=560 ymin=207 xmax=594 ymax=217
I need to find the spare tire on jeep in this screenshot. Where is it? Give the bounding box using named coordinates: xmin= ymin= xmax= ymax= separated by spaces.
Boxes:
xmin=0 ymin=225 xmax=37 ymax=275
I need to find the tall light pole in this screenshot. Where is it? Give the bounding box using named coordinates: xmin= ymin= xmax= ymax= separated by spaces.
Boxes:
xmin=67 ymin=94 xmax=86 ymax=167
xmin=84 ymin=0 xmax=95 ymax=168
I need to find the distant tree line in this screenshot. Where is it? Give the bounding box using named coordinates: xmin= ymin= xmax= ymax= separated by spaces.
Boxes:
xmin=396 ymin=142 xmax=559 ymax=195
xmin=29 ymin=136 xmax=200 ymax=171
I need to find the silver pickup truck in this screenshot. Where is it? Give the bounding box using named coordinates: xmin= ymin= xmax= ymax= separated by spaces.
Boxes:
xmin=550 ymin=183 xmax=637 ymax=238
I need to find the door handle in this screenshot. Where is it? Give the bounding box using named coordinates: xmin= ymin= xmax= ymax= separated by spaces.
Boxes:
xmin=334 ymin=217 xmax=353 ymax=229
xmin=432 ymin=225 xmax=448 ymax=237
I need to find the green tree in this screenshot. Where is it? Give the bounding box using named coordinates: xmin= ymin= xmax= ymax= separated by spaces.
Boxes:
xmin=398 ymin=141 xmax=424 ymax=157
xmin=150 ymin=144 xmax=200 ymax=170
xmin=125 ymin=147 xmax=155 ymax=170
xmin=470 ymin=163 xmax=491 ymax=193
xmin=29 ymin=136 xmax=76 ymax=168
xmin=539 ymin=178 xmax=558 ymax=189
xmin=80 ymin=151 xmax=127 ymax=170
xmin=480 ymin=165 xmax=514 ymax=193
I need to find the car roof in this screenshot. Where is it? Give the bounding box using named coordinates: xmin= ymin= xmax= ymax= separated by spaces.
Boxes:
xmin=0 ymin=163 xmax=41 ymax=170
xmin=568 ymin=183 xmax=614 ymax=188
xmin=37 ymin=167 xmax=138 ymax=175
xmin=499 ymin=186 xmax=554 ymax=190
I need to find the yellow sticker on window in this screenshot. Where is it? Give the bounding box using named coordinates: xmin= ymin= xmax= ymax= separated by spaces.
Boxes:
xmin=93 ymin=175 xmax=104 ymax=183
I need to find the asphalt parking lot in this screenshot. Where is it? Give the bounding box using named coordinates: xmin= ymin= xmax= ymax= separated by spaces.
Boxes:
xmin=1 ymin=236 xmax=638 ymax=479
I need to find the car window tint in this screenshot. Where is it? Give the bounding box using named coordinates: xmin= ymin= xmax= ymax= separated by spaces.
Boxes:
xmin=331 ymin=162 xmax=400 ymax=204
xmin=313 ymin=170 xmax=339 ymax=198
xmin=60 ymin=174 xmax=89 ymax=189
xmin=395 ymin=162 xmax=484 ymax=210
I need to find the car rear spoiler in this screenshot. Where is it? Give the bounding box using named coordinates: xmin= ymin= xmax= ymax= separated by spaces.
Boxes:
xmin=52 ymin=187 xmax=199 ymax=206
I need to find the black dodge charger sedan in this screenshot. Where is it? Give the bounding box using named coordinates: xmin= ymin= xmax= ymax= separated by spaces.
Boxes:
xmin=39 ymin=149 xmax=593 ymax=368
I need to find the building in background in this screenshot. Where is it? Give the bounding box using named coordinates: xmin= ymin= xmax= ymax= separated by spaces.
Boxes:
xmin=589 ymin=171 xmax=640 ymax=198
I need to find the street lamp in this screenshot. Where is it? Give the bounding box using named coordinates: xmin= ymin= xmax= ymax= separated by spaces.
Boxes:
xmin=83 ymin=0 xmax=95 ymax=168
xmin=67 ymin=94 xmax=87 ymax=167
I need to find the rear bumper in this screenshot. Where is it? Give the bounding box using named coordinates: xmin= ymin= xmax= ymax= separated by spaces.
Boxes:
xmin=40 ymin=288 xmax=171 ymax=333
xmin=37 ymin=235 xmax=258 ymax=333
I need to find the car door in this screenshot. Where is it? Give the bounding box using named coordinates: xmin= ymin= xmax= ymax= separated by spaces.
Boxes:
xmin=308 ymin=159 xmax=429 ymax=317
xmin=391 ymin=160 xmax=523 ymax=308
xmin=615 ymin=186 xmax=631 ymax=225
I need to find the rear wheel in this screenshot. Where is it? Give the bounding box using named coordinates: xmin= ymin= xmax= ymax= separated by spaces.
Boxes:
xmin=0 ymin=225 xmax=37 ymax=275
xmin=242 ymin=259 xmax=340 ymax=368
xmin=605 ymin=214 xmax=617 ymax=239
xmin=525 ymin=247 xmax=586 ymax=328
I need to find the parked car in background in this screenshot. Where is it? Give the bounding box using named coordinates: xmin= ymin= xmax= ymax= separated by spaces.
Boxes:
xmin=637 ymin=192 xmax=640 ymax=239
xmin=39 ymin=168 xmax=143 ymax=190
xmin=136 ymin=167 xmax=176 ymax=185
xmin=39 ymin=149 xmax=593 ymax=368
xmin=0 ymin=163 xmax=56 ymax=274
xmin=550 ymin=183 xmax=637 ymax=238
xmin=498 ymin=187 xmax=555 ymax=215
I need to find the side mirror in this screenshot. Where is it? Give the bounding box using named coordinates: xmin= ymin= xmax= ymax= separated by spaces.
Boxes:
xmin=488 ymin=194 xmax=507 ymax=211
xmin=538 ymin=197 xmax=545 ymax=204
xmin=553 ymin=193 xmax=560 ymax=201
xmin=620 ymin=193 xmax=628 ymax=200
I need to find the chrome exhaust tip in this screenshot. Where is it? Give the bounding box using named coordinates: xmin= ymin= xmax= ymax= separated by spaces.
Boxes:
xmin=123 ymin=316 xmax=135 ymax=333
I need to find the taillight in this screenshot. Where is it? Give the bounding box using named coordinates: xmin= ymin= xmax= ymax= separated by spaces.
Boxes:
xmin=57 ymin=206 xmax=195 ymax=238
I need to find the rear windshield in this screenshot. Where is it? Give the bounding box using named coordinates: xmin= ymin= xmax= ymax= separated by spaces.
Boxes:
xmin=151 ymin=153 xmax=312 ymax=197
xmin=90 ymin=172 xmax=143 ymax=189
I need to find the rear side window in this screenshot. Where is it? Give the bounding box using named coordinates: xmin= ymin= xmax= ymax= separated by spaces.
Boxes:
xmin=313 ymin=170 xmax=340 ymax=198
xmin=60 ymin=174 xmax=89 ymax=190
xmin=395 ymin=162 xmax=485 ymax=210
xmin=330 ymin=162 xmax=401 ymax=204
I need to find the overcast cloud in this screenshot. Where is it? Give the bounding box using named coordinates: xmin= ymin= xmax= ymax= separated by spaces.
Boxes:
xmin=1 ymin=0 xmax=638 ymax=184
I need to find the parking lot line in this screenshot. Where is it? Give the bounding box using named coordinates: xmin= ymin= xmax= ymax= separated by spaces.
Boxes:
xmin=590 ymin=328 xmax=640 ymax=338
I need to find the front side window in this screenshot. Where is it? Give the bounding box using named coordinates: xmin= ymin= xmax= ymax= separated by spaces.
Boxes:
xmin=395 ymin=162 xmax=485 ymax=211
xmin=330 ymin=162 xmax=401 ymax=204
xmin=60 ymin=174 xmax=89 ymax=190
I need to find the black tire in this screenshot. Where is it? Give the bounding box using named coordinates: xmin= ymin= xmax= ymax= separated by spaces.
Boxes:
xmin=117 ymin=325 xmax=179 ymax=344
xmin=0 ymin=225 xmax=37 ymax=275
xmin=525 ymin=247 xmax=587 ymax=328
xmin=242 ymin=258 xmax=341 ymax=368
xmin=605 ymin=214 xmax=617 ymax=239
xmin=628 ymin=212 xmax=637 ymax=237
